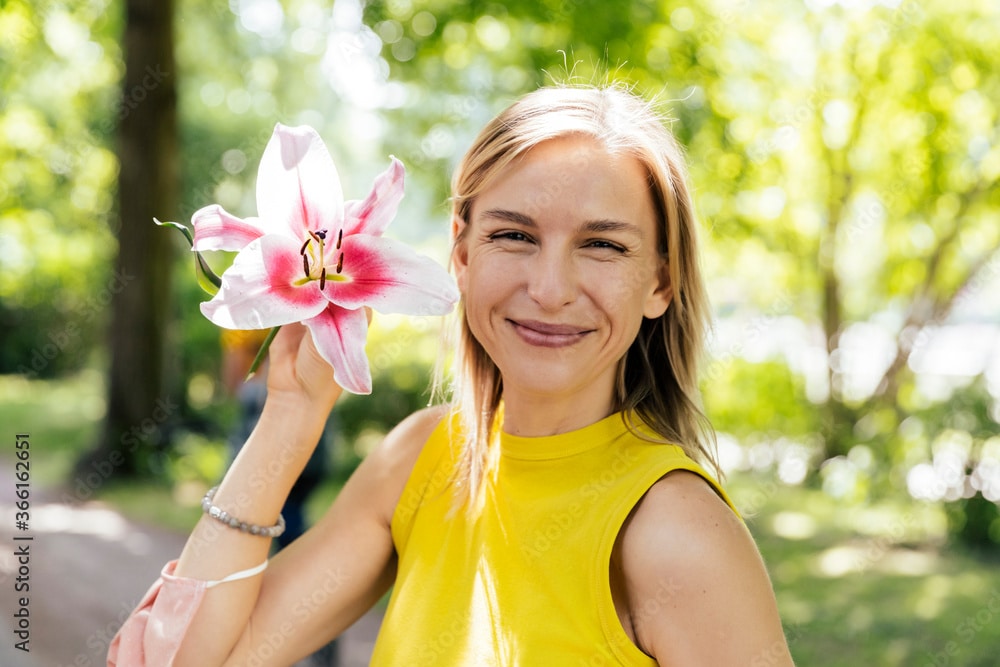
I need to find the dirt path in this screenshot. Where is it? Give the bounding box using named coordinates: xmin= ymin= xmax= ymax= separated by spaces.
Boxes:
xmin=0 ymin=464 xmax=380 ymax=666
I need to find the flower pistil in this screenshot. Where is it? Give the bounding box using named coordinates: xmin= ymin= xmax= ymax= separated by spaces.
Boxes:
xmin=299 ymin=228 xmax=346 ymax=290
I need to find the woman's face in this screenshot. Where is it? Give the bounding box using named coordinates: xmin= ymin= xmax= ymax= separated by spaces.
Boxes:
xmin=454 ymin=135 xmax=672 ymax=417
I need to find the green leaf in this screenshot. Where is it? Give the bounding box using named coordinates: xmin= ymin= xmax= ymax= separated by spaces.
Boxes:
xmin=153 ymin=218 xmax=194 ymax=247
xmin=154 ymin=218 xmax=223 ymax=295
xmin=194 ymin=251 xmax=222 ymax=295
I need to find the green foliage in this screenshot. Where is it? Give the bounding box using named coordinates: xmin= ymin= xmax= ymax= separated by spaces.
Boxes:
xmin=0 ymin=0 xmax=122 ymax=376
xmin=945 ymin=494 xmax=1000 ymax=550
xmin=166 ymin=430 xmax=229 ymax=487
xmin=0 ymin=371 xmax=103 ymax=486
xmin=703 ymin=358 xmax=819 ymax=439
xmin=907 ymin=379 xmax=1000 ymax=548
xmin=157 ymin=221 xmax=235 ymax=435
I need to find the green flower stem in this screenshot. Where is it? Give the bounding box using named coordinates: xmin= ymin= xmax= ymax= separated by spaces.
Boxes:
xmin=246 ymin=326 xmax=281 ymax=381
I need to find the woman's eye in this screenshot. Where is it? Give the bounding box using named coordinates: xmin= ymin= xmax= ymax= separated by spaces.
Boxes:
xmin=585 ymin=239 xmax=627 ymax=253
xmin=490 ymin=231 xmax=532 ymax=243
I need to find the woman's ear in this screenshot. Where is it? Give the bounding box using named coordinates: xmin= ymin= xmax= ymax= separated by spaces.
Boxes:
xmin=643 ymin=260 xmax=673 ymax=319
xmin=451 ymin=215 xmax=469 ymax=293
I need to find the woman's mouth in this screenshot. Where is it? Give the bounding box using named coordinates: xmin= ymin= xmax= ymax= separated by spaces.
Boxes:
xmin=509 ymin=319 xmax=592 ymax=348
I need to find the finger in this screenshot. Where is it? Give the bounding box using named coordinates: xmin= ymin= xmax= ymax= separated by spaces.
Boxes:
xmin=270 ymin=323 xmax=307 ymax=359
xmin=294 ymin=326 xmax=343 ymax=405
xmin=298 ymin=325 xmax=333 ymax=372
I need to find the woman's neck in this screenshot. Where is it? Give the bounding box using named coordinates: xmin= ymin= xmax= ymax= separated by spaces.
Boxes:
xmin=499 ymin=390 xmax=615 ymax=437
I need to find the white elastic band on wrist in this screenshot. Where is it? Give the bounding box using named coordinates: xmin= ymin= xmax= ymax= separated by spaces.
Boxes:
xmin=205 ymin=560 xmax=269 ymax=589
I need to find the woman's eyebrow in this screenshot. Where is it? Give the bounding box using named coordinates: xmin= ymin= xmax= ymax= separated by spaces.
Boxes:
xmin=582 ymin=219 xmax=644 ymax=238
xmin=481 ymin=209 xmax=644 ymax=238
xmin=480 ymin=208 xmax=535 ymax=226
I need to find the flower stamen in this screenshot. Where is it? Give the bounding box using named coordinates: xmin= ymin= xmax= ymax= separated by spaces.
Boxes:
xmin=300 ymin=230 xmax=333 ymax=282
xmin=336 ymin=252 xmax=344 ymax=274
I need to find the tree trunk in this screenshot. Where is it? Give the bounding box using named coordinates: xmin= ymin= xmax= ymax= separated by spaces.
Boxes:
xmin=817 ymin=151 xmax=853 ymax=461
xmin=75 ymin=0 xmax=178 ymax=485
xmin=816 ymin=74 xmax=867 ymax=462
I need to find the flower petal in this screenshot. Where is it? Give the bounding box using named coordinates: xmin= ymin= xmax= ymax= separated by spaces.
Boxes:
xmin=342 ymin=157 xmax=405 ymax=238
xmin=304 ymin=305 xmax=372 ymax=395
xmin=191 ymin=205 xmax=276 ymax=252
xmin=257 ymin=124 xmax=344 ymax=240
xmin=200 ymin=234 xmax=327 ymax=329
xmin=322 ymin=235 xmax=460 ymax=316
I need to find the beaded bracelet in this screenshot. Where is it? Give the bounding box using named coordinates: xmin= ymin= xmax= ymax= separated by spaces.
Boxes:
xmin=201 ymin=486 xmax=286 ymax=538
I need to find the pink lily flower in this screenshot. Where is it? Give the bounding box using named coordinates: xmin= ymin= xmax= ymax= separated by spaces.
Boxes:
xmin=190 ymin=123 xmax=459 ymax=394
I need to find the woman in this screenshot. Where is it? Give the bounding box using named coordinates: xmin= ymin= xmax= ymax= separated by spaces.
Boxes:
xmin=110 ymin=85 xmax=794 ymax=666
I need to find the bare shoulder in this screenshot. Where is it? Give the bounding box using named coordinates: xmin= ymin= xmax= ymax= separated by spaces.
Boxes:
xmin=369 ymin=404 xmax=450 ymax=474
xmin=618 ymin=471 xmax=794 ymax=665
xmin=629 ymin=470 xmax=745 ymax=553
xmin=619 ymin=471 xmax=751 ymax=610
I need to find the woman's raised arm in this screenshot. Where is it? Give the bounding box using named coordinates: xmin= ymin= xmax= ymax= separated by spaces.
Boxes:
xmin=110 ymin=324 xmax=441 ymax=667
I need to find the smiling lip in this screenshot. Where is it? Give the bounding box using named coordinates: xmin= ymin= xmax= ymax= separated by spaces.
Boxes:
xmin=510 ymin=319 xmax=591 ymax=348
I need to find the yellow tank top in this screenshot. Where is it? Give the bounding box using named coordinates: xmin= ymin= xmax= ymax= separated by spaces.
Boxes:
xmin=369 ymin=410 xmax=736 ymax=666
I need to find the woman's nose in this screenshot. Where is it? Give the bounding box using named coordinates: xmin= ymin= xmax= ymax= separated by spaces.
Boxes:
xmin=526 ymin=251 xmax=577 ymax=310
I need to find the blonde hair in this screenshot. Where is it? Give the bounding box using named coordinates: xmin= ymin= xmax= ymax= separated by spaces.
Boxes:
xmin=440 ymin=84 xmax=718 ymax=505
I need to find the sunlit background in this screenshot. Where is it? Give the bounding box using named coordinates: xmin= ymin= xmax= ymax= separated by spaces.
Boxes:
xmin=1 ymin=0 xmax=999 ymax=665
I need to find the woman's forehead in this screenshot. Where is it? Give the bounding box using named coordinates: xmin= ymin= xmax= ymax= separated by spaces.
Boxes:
xmin=471 ymin=136 xmax=656 ymax=228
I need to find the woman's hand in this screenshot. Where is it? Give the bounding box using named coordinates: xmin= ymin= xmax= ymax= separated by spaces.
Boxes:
xmin=264 ymin=323 xmax=344 ymax=410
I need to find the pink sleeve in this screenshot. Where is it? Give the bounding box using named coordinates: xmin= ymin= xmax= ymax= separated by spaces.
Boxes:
xmin=107 ymin=560 xmax=208 ymax=667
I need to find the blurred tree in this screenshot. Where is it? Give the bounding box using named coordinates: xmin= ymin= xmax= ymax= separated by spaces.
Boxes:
xmin=0 ymin=1 xmax=121 ymax=377
xmin=79 ymin=0 xmax=179 ymax=477
xmin=781 ymin=2 xmax=1000 ymax=463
